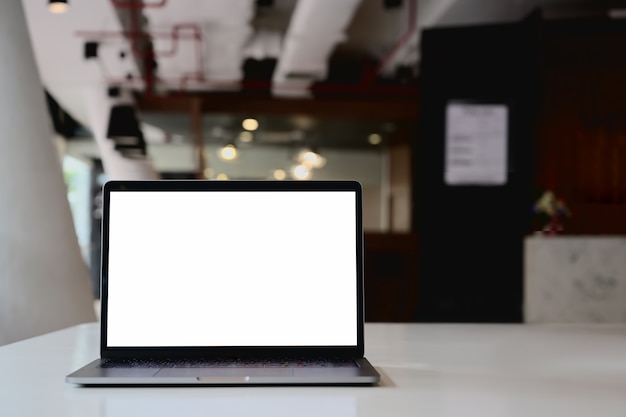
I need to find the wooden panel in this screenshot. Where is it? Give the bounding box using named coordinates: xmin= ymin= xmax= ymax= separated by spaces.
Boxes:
xmin=136 ymin=93 xmax=419 ymax=121
xmin=389 ymin=142 xmax=412 ymax=232
xmin=565 ymin=203 xmax=626 ymax=235
xmin=536 ymin=20 xmax=626 ymax=234
xmin=364 ymin=233 xmax=418 ymax=322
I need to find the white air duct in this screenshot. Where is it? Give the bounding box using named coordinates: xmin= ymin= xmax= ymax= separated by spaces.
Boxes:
xmin=243 ymin=29 xmax=283 ymax=61
xmin=272 ymin=0 xmax=362 ymax=98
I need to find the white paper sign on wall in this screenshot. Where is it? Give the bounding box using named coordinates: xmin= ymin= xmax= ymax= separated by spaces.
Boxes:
xmin=444 ymin=102 xmax=508 ymax=186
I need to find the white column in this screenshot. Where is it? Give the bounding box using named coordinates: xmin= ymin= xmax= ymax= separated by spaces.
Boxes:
xmin=0 ymin=2 xmax=95 ymax=346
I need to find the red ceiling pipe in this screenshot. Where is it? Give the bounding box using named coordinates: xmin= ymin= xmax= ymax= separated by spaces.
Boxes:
xmin=110 ymin=0 xmax=194 ymax=93
xmin=75 ymin=24 xmax=205 ymax=92
xmin=74 ymin=28 xmax=200 ymax=58
xmin=361 ymin=0 xmax=417 ymax=86
xmin=169 ymin=23 xmax=205 ymax=85
xmin=108 ymin=4 xmax=202 ymax=65
xmin=76 ymin=0 xmax=180 ymax=95
xmin=177 ymin=25 xmax=205 ymax=90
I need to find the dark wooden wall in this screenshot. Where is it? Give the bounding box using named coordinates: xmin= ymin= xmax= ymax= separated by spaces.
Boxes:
xmin=364 ymin=233 xmax=418 ymax=322
xmin=536 ymin=18 xmax=626 ymax=234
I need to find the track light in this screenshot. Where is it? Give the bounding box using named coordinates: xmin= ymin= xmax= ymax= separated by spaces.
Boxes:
xmin=48 ymin=0 xmax=68 ymax=14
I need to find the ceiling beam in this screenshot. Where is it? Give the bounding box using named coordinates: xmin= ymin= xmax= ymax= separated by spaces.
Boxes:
xmin=135 ymin=92 xmax=419 ymax=121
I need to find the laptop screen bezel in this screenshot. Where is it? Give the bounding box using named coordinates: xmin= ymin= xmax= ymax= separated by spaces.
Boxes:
xmin=99 ymin=179 xmax=365 ymax=359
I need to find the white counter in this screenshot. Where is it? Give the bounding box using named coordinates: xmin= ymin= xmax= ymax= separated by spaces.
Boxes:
xmin=525 ymin=236 xmax=626 ymax=323
xmin=3 ymin=322 xmax=626 ymax=416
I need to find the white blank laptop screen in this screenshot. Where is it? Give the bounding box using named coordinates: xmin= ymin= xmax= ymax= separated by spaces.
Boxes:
xmin=106 ymin=191 xmax=358 ymax=347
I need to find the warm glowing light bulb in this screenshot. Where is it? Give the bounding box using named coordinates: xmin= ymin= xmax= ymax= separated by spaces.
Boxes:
xmin=242 ymin=118 xmax=259 ymax=131
xmin=291 ymin=164 xmax=311 ymax=180
xmin=368 ymin=133 xmax=382 ymax=145
xmin=219 ymin=144 xmax=237 ymax=161
xmin=216 ymin=173 xmax=229 ymax=180
xmin=297 ymin=149 xmax=326 ymax=168
xmin=272 ymin=169 xmax=286 ymax=180
xmin=48 ymin=1 xmax=69 ymax=13
xmin=302 ymin=151 xmax=317 ymax=164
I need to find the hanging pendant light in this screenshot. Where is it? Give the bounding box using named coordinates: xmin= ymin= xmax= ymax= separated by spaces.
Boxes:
xmin=48 ymin=0 xmax=69 ymax=14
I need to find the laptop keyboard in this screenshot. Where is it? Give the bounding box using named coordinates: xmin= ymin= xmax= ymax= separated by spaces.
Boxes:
xmin=99 ymin=358 xmax=358 ymax=369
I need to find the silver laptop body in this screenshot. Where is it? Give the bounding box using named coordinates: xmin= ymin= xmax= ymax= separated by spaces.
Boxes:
xmin=66 ymin=180 xmax=380 ymax=385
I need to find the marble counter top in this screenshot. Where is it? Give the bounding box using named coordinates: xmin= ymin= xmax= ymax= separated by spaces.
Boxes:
xmin=525 ymin=236 xmax=626 ymax=323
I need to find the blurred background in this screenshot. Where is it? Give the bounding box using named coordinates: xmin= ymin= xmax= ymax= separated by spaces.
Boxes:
xmin=2 ymin=0 xmax=626 ymax=345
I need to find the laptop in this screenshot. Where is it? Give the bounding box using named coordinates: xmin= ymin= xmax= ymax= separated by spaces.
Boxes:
xmin=66 ymin=179 xmax=380 ymax=385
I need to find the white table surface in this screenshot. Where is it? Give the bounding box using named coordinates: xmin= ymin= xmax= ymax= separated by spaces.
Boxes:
xmin=2 ymin=322 xmax=626 ymax=416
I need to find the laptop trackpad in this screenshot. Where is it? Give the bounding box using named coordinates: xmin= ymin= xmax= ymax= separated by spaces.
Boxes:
xmin=155 ymin=368 xmax=294 ymax=378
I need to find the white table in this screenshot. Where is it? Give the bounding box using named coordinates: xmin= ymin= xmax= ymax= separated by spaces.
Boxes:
xmin=2 ymin=323 xmax=626 ymax=416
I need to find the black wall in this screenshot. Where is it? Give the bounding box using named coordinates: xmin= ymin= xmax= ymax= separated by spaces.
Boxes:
xmin=415 ymin=20 xmax=540 ymax=322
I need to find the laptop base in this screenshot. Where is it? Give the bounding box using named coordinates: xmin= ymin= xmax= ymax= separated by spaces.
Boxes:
xmin=67 ymin=358 xmax=380 ymax=386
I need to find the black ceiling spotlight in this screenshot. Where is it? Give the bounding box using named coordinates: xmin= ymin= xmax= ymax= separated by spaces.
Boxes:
xmin=106 ymin=104 xmax=147 ymax=159
xmin=48 ymin=0 xmax=69 ymax=14
xmin=84 ymin=41 xmax=99 ymax=59
xmin=107 ymin=86 xmax=121 ymax=98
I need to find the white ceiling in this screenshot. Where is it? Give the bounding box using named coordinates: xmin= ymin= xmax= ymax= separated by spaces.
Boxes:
xmin=22 ymin=0 xmax=608 ymax=126
xmin=23 ymin=0 xmax=418 ymax=125
xmin=22 ymin=0 xmax=608 ymax=177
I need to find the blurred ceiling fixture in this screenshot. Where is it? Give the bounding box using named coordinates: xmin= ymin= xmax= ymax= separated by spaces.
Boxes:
xmin=216 ymin=173 xmax=229 ymax=181
xmin=203 ymin=168 xmax=214 ymax=179
xmin=238 ymin=131 xmax=254 ymax=143
xmin=48 ymin=0 xmax=68 ymax=14
xmin=291 ymin=164 xmax=312 ymax=181
xmin=211 ymin=126 xmax=224 ymax=138
xmin=368 ymin=133 xmax=382 ymax=145
xmin=290 ymin=130 xmax=305 ymax=141
xmin=382 ymin=122 xmax=397 ymax=132
xmin=296 ymin=147 xmax=326 ymax=168
xmin=242 ymin=118 xmax=259 ymax=131
xmin=609 ymin=8 xmax=626 ymax=18
xmin=272 ymin=169 xmax=286 ymax=181
xmin=106 ymin=104 xmax=147 ymax=159
xmin=218 ymin=143 xmax=238 ymax=161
